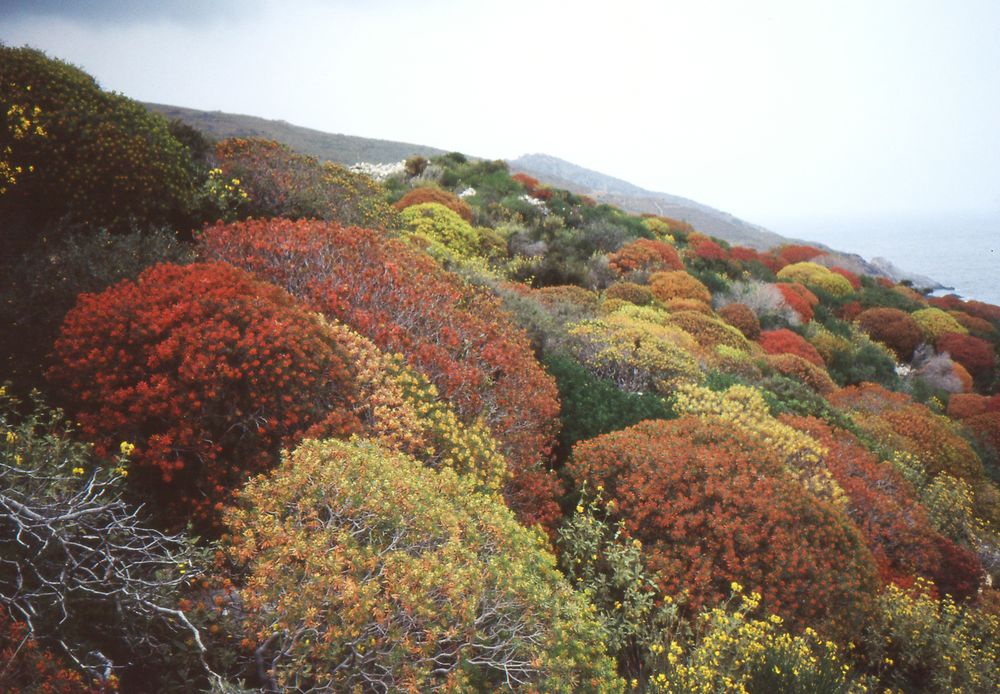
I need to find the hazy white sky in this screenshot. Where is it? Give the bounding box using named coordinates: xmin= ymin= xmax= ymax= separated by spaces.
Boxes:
xmin=3 ymin=0 xmax=999 ymax=227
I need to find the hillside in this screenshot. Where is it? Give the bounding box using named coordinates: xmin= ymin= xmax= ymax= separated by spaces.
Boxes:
xmin=4 ymin=45 xmax=1000 ymax=693
xmin=144 ymin=101 xmax=446 ymax=165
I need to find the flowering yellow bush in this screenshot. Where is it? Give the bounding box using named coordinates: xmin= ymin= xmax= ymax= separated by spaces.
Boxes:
xmin=777 ymin=262 xmax=855 ymax=297
xmin=673 ymin=383 xmax=845 ymax=506
xmin=326 ymin=318 xmax=507 ymax=491
xmin=864 ymin=580 xmax=1000 ymax=693
xmin=399 ymin=201 xmax=481 ymax=260
xmin=646 ymin=590 xmax=865 ymax=694
xmin=568 ymin=311 xmax=703 ymax=395
xmin=911 ymin=307 xmax=968 ymax=343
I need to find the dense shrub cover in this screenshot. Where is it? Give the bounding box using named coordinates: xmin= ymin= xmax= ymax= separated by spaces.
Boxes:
xmin=567 ymin=417 xmax=879 ymax=640
xmin=911 ymin=307 xmax=968 ymax=343
xmin=776 ymin=282 xmax=819 ymax=323
xmin=394 ymin=185 xmax=473 ymax=221
xmin=223 ymin=438 xmax=622 ymax=693
xmin=776 ymin=244 xmax=826 ymax=266
xmin=669 ymin=310 xmax=753 ymax=354
xmin=777 ymin=262 xmax=855 ymax=297
xmin=214 ymin=137 xmax=393 ymax=227
xmin=604 ymin=281 xmax=655 ymax=306
xmin=717 ymin=302 xmax=761 ymax=340
xmin=0 ymin=46 xmax=194 ymax=239
xmin=608 ymin=238 xmax=684 ymax=275
xmin=47 ymin=262 xmax=362 ymax=525
xmin=783 ymin=415 xmax=982 ymax=598
xmin=758 ymin=328 xmax=825 ymax=366
xmin=937 ymin=332 xmax=996 ymax=385
xmin=398 ymin=201 xmax=480 ymax=258
xmin=198 ymin=218 xmax=562 ymax=528
xmin=856 ymin=307 xmax=923 ymax=362
xmin=648 ymin=270 xmax=712 ymax=306
xmin=764 ymin=353 xmax=838 ymax=394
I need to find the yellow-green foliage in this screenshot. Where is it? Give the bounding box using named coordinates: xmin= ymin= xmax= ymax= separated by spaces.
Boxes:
xmin=911 ymin=307 xmax=968 ymax=342
xmin=643 ymin=217 xmax=676 ymax=243
xmin=399 ymin=201 xmax=480 ymax=259
xmin=647 ymin=589 xmax=863 ymax=694
xmin=865 ymin=580 xmax=1000 ymax=693
xmin=921 ymin=473 xmax=983 ymax=546
xmin=776 ymin=263 xmax=855 ymax=297
xmin=319 ymin=161 xmax=396 ymax=229
xmin=668 ymin=310 xmax=753 ymax=354
xmin=809 ymin=326 xmax=852 ymax=365
xmin=568 ymin=311 xmax=703 ymax=395
xmin=326 ymin=319 xmax=507 ymax=491
xmin=673 ymin=384 xmax=845 ymax=506
xmin=225 ymin=438 xmax=622 ymax=693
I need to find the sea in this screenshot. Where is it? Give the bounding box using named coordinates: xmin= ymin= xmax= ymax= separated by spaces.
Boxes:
xmin=769 ymin=211 xmax=1000 ymax=306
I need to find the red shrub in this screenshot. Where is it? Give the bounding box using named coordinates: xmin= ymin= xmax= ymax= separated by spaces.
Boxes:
xmin=512 ymin=172 xmax=540 ymax=189
xmin=688 ymin=235 xmax=729 ymax=262
xmin=0 ymin=613 xmax=103 ymax=693
xmin=964 ymin=411 xmax=1000 ymax=455
xmin=782 ymin=416 xmax=982 ymax=599
xmin=729 ymin=246 xmax=762 ymax=264
xmin=856 ymin=307 xmax=924 ymax=362
xmin=776 ymin=282 xmax=818 ymax=323
xmin=758 ymin=328 xmax=825 ymax=366
xmin=198 ymin=219 xmax=562 ymax=529
xmin=929 ymin=294 xmax=965 ymax=312
xmin=718 ymin=302 xmax=761 ymax=340
xmin=778 ymin=244 xmax=825 ymax=266
xmin=394 ymin=186 xmax=473 ymax=222
xmin=830 ymin=266 xmax=862 ymax=290
xmin=765 ymin=353 xmax=837 ymax=394
xmin=949 ymin=311 xmax=996 ymax=337
xmin=964 ymin=299 xmax=1000 ymax=323
xmin=838 ymin=300 xmax=863 ymax=321
xmin=567 ymin=417 xmax=878 ymax=640
xmin=608 ymin=238 xmax=684 ymax=274
xmin=48 ymin=262 xmax=362 ymax=526
xmin=948 ymin=393 xmax=990 ymax=420
xmin=936 ymin=332 xmax=996 ymax=384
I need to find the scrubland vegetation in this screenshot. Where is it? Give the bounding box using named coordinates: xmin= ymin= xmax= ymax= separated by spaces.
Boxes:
xmin=3 ymin=46 xmax=1000 ymax=692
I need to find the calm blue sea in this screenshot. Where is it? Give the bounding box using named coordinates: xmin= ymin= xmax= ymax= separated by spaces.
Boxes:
xmin=769 ymin=212 xmax=1000 ymax=306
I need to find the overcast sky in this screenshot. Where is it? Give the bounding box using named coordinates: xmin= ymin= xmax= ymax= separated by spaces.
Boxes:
xmin=3 ymin=0 xmax=999 ymax=228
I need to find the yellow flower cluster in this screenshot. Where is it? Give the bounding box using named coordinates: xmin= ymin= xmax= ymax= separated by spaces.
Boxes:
xmin=325 ymin=319 xmax=507 ymax=491
xmin=673 ymin=383 xmax=846 ymax=506
xmin=647 ymin=591 xmax=860 ymax=694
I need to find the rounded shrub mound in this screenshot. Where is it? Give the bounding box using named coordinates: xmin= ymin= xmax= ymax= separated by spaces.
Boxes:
xmin=649 ymin=270 xmax=711 ymax=305
xmin=567 ymin=417 xmax=879 ymax=641
xmin=394 ymin=185 xmax=473 ymax=221
xmin=911 ymin=307 xmax=968 ymax=343
xmin=398 ymin=201 xmax=480 ymax=258
xmin=758 ymin=328 xmax=825 ymax=366
xmin=223 ymin=438 xmax=621 ymax=693
xmin=717 ymin=302 xmax=761 ymax=340
xmin=47 ymin=262 xmax=362 ymax=526
xmin=608 ymin=238 xmax=683 ymax=274
xmin=0 ymin=46 xmax=194 ymax=240
xmin=856 ymin=307 xmax=923 ymax=362
xmin=198 ymin=218 xmax=562 ymax=529
xmin=776 ymin=262 xmax=855 ymax=297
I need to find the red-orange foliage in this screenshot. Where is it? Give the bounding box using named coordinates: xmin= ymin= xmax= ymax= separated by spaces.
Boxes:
xmin=0 ymin=613 xmax=103 ymax=693
xmin=838 ymin=300 xmax=863 ymax=322
xmin=511 ymin=172 xmax=551 ymax=200
xmin=949 ymin=311 xmax=996 ymax=338
xmin=197 ymin=219 xmax=562 ymax=528
xmin=758 ymin=329 xmax=825 ymax=366
xmin=953 ymin=362 xmax=975 ymax=393
xmin=729 ymin=246 xmax=763 ymax=264
xmin=778 ymin=244 xmax=825 ymax=266
xmin=607 ymin=238 xmax=684 ymax=274
xmin=830 ymin=266 xmax=862 ymax=290
xmin=718 ymin=302 xmax=761 ymax=341
xmin=567 ymin=417 xmax=878 ymax=640
xmin=394 ymin=186 xmax=473 ymax=222
xmin=776 ymin=282 xmax=818 ymax=323
xmin=782 ymin=416 xmax=982 ymax=599
xmin=931 ymin=295 xmax=1000 ymax=324
xmin=688 ymin=235 xmax=729 ymax=262
xmin=48 ymin=262 xmax=362 ymax=526
xmin=856 ymin=307 xmax=924 ymax=362
xmin=649 ymin=270 xmax=712 ymax=305
xmin=948 ymin=393 xmax=990 ymax=420
xmin=604 ymin=281 xmax=655 ymax=306
xmin=964 ymin=411 xmax=1000 ymax=456
xmin=765 ymin=354 xmax=837 ymax=394
xmin=937 ymin=332 xmax=996 ymax=384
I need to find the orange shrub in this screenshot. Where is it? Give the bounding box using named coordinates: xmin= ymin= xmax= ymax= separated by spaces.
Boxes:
xmin=567 ymin=417 xmax=878 ymax=641
xmin=394 ymin=186 xmax=473 ymax=222
xmin=198 ymin=218 xmax=562 ymax=529
xmin=48 ymin=263 xmax=363 ymax=527
xmin=948 ymin=394 xmax=990 ymax=420
xmin=718 ymin=302 xmax=761 ymax=340
xmin=856 ymin=307 xmax=923 ymax=362
xmin=649 ymin=270 xmax=711 ymax=305
xmin=776 ymin=282 xmax=818 ymax=323
xmin=758 ymin=329 xmax=825 ymax=366
xmin=937 ymin=332 xmax=996 ymax=384
xmin=782 ymin=416 xmax=983 ymax=599
xmin=604 ymin=281 xmax=655 ymax=306
xmin=608 ymin=238 xmax=684 ymax=274
xmin=687 ymin=235 xmax=729 ymax=262
xmin=765 ymin=354 xmax=837 ymax=394
xmin=777 ymin=244 xmax=825 ymax=266
xmin=949 ymin=311 xmax=996 ymax=338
